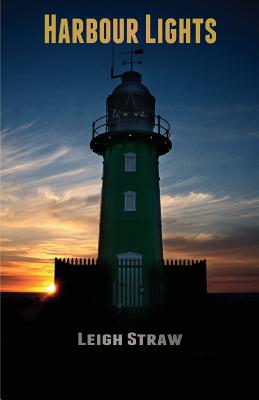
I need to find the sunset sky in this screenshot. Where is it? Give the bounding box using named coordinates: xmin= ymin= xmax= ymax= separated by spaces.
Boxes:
xmin=1 ymin=0 xmax=259 ymax=292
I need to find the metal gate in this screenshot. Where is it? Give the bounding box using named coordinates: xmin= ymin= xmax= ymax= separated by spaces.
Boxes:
xmin=113 ymin=260 xmax=145 ymax=308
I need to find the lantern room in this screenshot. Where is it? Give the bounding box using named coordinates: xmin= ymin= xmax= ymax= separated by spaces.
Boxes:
xmin=107 ymin=71 xmax=155 ymax=132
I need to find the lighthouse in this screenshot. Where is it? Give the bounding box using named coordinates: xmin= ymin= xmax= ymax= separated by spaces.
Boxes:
xmin=54 ymin=52 xmax=207 ymax=311
xmin=90 ymin=52 xmax=172 ymax=308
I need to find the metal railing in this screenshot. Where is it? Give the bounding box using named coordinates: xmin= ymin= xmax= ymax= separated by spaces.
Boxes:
xmin=92 ymin=114 xmax=171 ymax=139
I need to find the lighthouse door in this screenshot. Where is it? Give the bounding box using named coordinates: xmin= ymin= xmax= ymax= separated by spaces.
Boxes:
xmin=114 ymin=253 xmax=144 ymax=308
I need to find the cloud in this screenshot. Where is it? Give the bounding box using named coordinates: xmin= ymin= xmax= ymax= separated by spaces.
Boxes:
xmin=163 ymin=225 xmax=259 ymax=259
xmin=162 ymin=191 xmax=214 ymax=207
xmin=1 ymin=180 xmax=101 ymax=290
xmin=1 ymin=116 xmax=259 ymax=292
xmin=206 ymin=263 xmax=259 ymax=293
xmin=163 ymin=226 xmax=259 ymax=293
xmin=26 ymin=167 xmax=88 ymax=184
xmin=2 ymin=186 xmax=259 ymax=292
xmin=1 ymin=121 xmax=36 ymax=139
xmin=161 ymin=192 xmax=259 ymax=232
xmin=2 ymin=145 xmax=70 ymax=176
xmin=37 ymin=187 xmax=60 ymax=201
xmin=160 ymin=191 xmax=259 ymax=292
xmin=160 ymin=176 xmax=204 ymax=192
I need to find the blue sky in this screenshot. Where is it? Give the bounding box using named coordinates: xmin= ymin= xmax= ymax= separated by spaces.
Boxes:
xmin=1 ymin=0 xmax=259 ymax=292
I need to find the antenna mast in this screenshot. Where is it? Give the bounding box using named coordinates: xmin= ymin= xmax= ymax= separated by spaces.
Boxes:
xmin=111 ymin=44 xmax=122 ymax=79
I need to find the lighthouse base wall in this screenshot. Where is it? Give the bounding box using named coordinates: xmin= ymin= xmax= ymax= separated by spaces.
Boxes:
xmin=54 ymin=258 xmax=207 ymax=315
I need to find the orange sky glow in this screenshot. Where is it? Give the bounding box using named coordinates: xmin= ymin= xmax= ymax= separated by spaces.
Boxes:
xmin=1 ymin=178 xmax=259 ymax=293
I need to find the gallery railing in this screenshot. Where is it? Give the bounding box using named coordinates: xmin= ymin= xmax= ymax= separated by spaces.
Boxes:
xmin=92 ymin=114 xmax=171 ymax=139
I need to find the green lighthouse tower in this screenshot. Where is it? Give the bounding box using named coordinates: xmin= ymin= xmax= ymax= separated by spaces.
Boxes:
xmin=90 ymin=58 xmax=172 ymax=308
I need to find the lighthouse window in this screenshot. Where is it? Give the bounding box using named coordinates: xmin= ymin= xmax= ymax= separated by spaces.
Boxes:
xmin=124 ymin=191 xmax=136 ymax=211
xmin=124 ymin=153 xmax=136 ymax=172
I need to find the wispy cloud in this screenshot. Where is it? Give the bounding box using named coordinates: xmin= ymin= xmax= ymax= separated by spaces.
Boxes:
xmin=2 ymin=183 xmax=259 ymax=292
xmin=1 ymin=181 xmax=101 ymax=291
xmin=161 ymin=192 xmax=259 ymax=231
xmin=2 ymin=145 xmax=70 ymax=176
xmin=1 ymin=121 xmax=36 ymax=138
xmin=163 ymin=224 xmax=259 ymax=293
xmin=160 ymin=191 xmax=259 ymax=292
xmin=1 ymin=121 xmax=102 ymax=291
xmin=160 ymin=176 xmax=204 ymax=192
xmin=1 ymin=116 xmax=259 ymax=292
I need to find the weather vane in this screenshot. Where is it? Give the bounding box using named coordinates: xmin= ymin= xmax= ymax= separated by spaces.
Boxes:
xmin=121 ymin=47 xmax=144 ymax=71
xmin=111 ymin=45 xmax=144 ymax=79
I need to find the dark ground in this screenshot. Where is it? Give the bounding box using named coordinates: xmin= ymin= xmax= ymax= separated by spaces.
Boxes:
xmin=1 ymin=292 xmax=259 ymax=398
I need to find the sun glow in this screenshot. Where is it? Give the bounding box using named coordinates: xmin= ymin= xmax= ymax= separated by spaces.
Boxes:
xmin=46 ymin=284 xmax=56 ymax=294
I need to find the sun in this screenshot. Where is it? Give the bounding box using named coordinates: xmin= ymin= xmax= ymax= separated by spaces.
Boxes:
xmin=46 ymin=284 xmax=56 ymax=294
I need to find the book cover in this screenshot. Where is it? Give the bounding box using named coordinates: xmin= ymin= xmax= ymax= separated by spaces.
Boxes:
xmin=1 ymin=0 xmax=259 ymax=395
